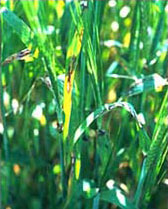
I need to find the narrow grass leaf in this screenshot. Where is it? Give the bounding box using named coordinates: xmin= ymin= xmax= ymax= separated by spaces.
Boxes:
xmin=138 ymin=128 xmax=151 ymax=155
xmin=126 ymin=73 xmax=168 ymax=97
xmin=73 ymin=102 xmax=142 ymax=145
xmin=139 ymin=0 xmax=150 ymax=60
xmin=2 ymin=48 xmax=31 ymax=66
xmin=129 ymin=1 xmax=140 ymax=74
xmin=63 ymin=24 xmax=83 ymax=141
xmin=134 ymin=90 xmax=168 ymax=206
xmin=149 ymin=1 xmax=167 ymax=63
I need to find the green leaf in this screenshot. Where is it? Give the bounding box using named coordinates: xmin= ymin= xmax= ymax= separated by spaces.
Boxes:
xmin=1 ymin=7 xmax=32 ymax=46
xmin=129 ymin=1 xmax=140 ymax=74
xmin=134 ymin=90 xmax=168 ymax=206
xmin=73 ymin=102 xmax=142 ymax=145
xmin=138 ymin=128 xmax=151 ymax=155
xmin=100 ymin=187 xmax=135 ymax=209
xmin=145 ymin=90 xmax=168 ymax=172
xmin=126 ymin=74 xmax=168 ymax=97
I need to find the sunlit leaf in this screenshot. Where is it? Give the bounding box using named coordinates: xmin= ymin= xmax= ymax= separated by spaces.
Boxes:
xmin=126 ymin=74 xmax=168 ymax=97
xmin=100 ymin=187 xmax=135 ymax=209
xmin=1 ymin=7 xmax=32 ymax=46
xmin=73 ymin=102 xmax=143 ymax=145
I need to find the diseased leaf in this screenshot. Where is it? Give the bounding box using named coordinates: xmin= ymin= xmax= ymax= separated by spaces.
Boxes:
xmin=63 ymin=25 xmax=83 ymax=141
xmin=126 ymin=74 xmax=168 ymax=97
xmin=2 ymin=48 xmax=31 ymax=66
xmin=73 ymin=102 xmax=143 ymax=145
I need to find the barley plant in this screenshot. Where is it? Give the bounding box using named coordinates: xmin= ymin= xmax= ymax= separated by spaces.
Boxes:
xmin=0 ymin=0 xmax=168 ymax=208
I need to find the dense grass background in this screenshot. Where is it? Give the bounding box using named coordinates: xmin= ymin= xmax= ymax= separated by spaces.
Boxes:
xmin=0 ymin=0 xmax=168 ymax=208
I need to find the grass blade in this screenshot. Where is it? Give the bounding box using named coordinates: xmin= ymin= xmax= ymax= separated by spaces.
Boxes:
xmin=1 ymin=7 xmax=32 ymax=47
xmin=73 ymin=102 xmax=142 ymax=145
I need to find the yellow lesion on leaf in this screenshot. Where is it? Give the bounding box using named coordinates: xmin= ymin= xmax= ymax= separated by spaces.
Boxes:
xmin=25 ymin=47 xmax=39 ymax=62
xmin=75 ymin=157 xmax=81 ymax=180
xmin=56 ymin=0 xmax=65 ymax=19
xmin=10 ymin=0 xmax=14 ymax=11
xmin=63 ymin=26 xmax=84 ymax=141
xmin=40 ymin=114 xmax=47 ymax=126
xmin=34 ymin=0 xmax=39 ymax=10
xmin=63 ymin=70 xmax=75 ymax=140
xmin=67 ymin=27 xmax=84 ymax=58
xmin=123 ymin=32 xmax=131 ymax=48
xmin=13 ymin=164 xmax=21 ymax=175
xmin=33 ymin=48 xmax=39 ymax=58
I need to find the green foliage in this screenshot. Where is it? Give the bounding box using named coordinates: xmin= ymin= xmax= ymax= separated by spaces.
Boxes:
xmin=0 ymin=0 xmax=168 ymax=209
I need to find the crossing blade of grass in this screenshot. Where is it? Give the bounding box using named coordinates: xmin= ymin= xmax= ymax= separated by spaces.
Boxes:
xmin=73 ymin=102 xmax=142 ymax=145
xmin=2 ymin=48 xmax=31 ymax=66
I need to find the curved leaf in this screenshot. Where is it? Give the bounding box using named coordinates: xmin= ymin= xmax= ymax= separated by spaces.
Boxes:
xmin=73 ymin=102 xmax=143 ymax=145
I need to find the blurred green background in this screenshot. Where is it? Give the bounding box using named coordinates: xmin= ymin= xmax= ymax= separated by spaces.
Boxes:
xmin=0 ymin=0 xmax=168 ymax=208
